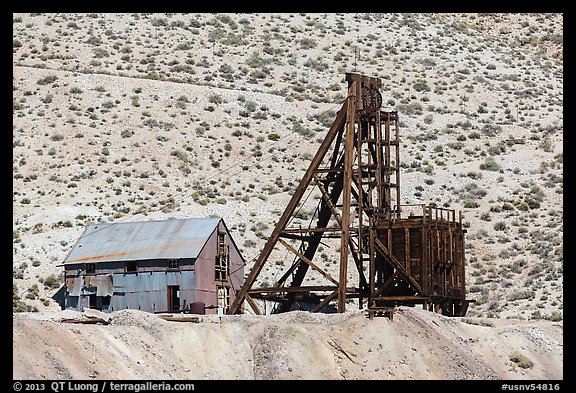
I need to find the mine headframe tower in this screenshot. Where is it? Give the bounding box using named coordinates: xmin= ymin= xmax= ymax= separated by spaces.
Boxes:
xmin=228 ymin=73 xmax=471 ymax=318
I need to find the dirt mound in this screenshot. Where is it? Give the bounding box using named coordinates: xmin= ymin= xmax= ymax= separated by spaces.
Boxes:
xmin=12 ymin=307 xmax=563 ymax=380
xmin=110 ymin=309 xmax=168 ymax=327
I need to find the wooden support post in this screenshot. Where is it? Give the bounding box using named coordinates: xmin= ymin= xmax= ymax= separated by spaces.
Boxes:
xmin=405 ymin=227 xmax=410 ymax=276
xmin=356 ymin=117 xmax=364 ymax=310
xmin=387 ymin=228 xmax=392 ymax=257
xmin=421 ymin=207 xmax=428 ymax=294
xmin=384 ymin=114 xmax=391 ymax=216
xmin=460 ymin=219 xmax=466 ymax=298
xmin=375 ymin=111 xmax=383 ymax=212
xmin=442 ymin=224 xmax=447 ymax=296
xmin=369 ymin=218 xmax=375 ymax=303
xmin=394 ymin=114 xmax=401 ymax=218
xmin=339 ymin=81 xmax=357 ymax=313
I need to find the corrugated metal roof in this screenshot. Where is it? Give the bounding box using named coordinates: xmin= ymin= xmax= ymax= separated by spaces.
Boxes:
xmin=64 ymin=217 xmax=221 ymax=264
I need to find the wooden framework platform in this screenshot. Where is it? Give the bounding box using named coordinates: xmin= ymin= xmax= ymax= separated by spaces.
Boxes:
xmin=228 ymin=73 xmax=471 ymax=318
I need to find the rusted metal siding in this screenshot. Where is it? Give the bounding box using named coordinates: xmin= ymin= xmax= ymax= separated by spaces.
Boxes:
xmin=63 ymin=217 xmax=245 ymax=314
xmin=65 ymin=270 xmax=196 ymax=313
xmin=64 ymin=258 xmax=196 ymax=275
xmin=109 ymin=271 xmax=196 ymax=312
xmin=64 ymin=218 xmax=221 ymax=264
xmin=194 ymin=220 xmax=244 ymax=314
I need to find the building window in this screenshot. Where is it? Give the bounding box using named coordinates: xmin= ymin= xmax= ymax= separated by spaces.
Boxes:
xmin=167 ymin=259 xmax=179 ymax=270
xmin=215 ymin=232 xmax=229 ymax=281
xmin=125 ymin=260 xmax=138 ymax=273
xmin=84 ymin=263 xmax=97 ymax=274
xmin=217 ymin=286 xmax=230 ymax=313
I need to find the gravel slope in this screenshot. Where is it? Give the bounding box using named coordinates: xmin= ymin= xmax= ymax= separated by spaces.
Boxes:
xmin=13 ymin=308 xmax=563 ymax=380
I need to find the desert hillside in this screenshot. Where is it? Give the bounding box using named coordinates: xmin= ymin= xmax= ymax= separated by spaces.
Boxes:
xmin=13 ymin=307 xmax=563 ymax=380
xmin=13 ymin=13 xmax=562 ymax=321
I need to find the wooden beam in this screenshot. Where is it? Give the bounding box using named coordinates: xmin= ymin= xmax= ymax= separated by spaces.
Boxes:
xmin=227 ymin=99 xmax=348 ymax=315
xmin=372 ymin=295 xmax=431 ymax=302
xmin=369 ymin=218 xmax=375 ymax=299
xmin=375 ymin=270 xmax=399 ymax=297
xmin=273 ymin=259 xmax=302 ymax=288
xmin=405 ymin=227 xmax=410 ymax=276
xmin=374 ymin=237 xmax=423 ymax=294
xmin=339 ymin=80 xmax=357 ymax=313
xmin=245 ymin=293 xmax=261 ymax=315
xmin=312 ymin=173 xmax=342 ymax=224
xmin=248 ymin=285 xmax=338 ymax=294
xmin=277 ymin=238 xmax=339 ymax=286
xmin=395 ymin=115 xmax=401 ymax=218
xmin=281 ymin=227 xmax=343 ymax=233
xmin=310 ymin=291 xmax=338 ymax=313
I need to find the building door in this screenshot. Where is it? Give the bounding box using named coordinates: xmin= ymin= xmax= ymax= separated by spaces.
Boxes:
xmin=167 ymin=285 xmax=180 ymax=312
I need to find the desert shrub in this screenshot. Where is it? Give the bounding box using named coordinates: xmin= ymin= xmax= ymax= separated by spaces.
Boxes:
xmin=480 ymin=157 xmax=501 ymax=171
xmin=314 ymin=110 xmax=336 ymax=127
xmin=50 ymin=133 xmax=65 ymax=142
xmin=493 ymin=221 xmax=507 ymax=231
xmin=243 ymin=239 xmax=257 ymax=248
xmin=208 ymin=93 xmax=225 ymax=104
xmin=508 ymin=288 xmax=535 ymax=301
xmin=463 ymin=199 xmax=480 ymax=208
xmin=481 ymin=124 xmax=502 ymax=137
xmin=397 ymin=102 xmax=423 ymax=116
xmin=93 ymin=48 xmax=109 ymax=58
xmin=121 ymin=129 xmax=134 ymax=138
xmin=151 ymin=17 xmax=168 ymax=27
xmin=509 ymin=352 xmax=533 ymax=369
xmin=13 ymin=282 xmax=34 ymax=313
xmin=547 ymin=311 xmax=563 ymax=322
xmin=292 ymin=121 xmax=315 ymax=138
xmin=413 ymin=80 xmax=430 ymax=92
xmin=25 ymin=284 xmax=39 ymax=300
xmin=37 ymin=75 xmax=58 ymax=85
xmin=300 ymin=38 xmax=317 ymax=49
xmin=43 ymin=274 xmax=60 ymax=289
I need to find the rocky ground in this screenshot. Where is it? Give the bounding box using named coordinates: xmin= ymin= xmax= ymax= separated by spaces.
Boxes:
xmin=13 ymin=307 xmax=563 ymax=380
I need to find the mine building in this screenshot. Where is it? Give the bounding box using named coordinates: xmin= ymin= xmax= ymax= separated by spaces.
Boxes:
xmin=62 ymin=217 xmax=244 ymax=314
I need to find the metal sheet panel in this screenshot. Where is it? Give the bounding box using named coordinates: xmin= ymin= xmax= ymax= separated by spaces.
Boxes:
xmin=110 ymin=270 xmax=196 ymax=313
xmin=66 ymin=277 xmax=82 ymax=296
xmin=64 ymin=218 xmax=220 ymax=264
